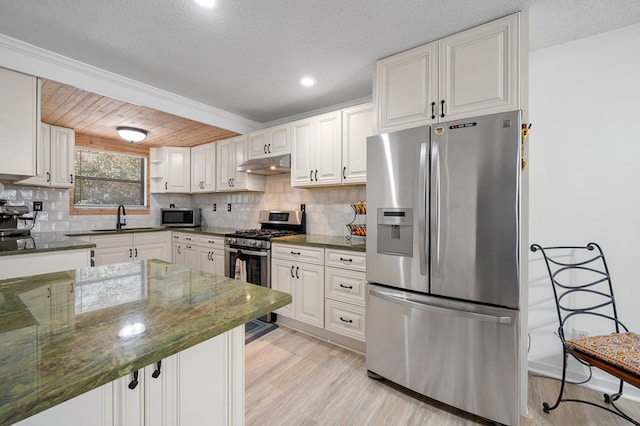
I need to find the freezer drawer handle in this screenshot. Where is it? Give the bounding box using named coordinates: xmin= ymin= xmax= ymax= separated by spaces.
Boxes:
xmin=369 ymin=289 xmax=512 ymax=324
xmin=339 ymin=317 xmax=353 ymax=324
xmin=339 ymin=283 xmax=353 ymax=290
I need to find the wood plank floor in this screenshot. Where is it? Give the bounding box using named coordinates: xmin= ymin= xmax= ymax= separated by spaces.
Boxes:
xmin=246 ymin=326 xmax=640 ymax=425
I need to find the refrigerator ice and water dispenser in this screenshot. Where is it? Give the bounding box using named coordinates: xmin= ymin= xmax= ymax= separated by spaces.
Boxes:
xmin=376 ymin=208 xmax=413 ymax=256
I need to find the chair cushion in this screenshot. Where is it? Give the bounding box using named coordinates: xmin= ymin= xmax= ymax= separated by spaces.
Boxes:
xmin=566 ymin=332 xmax=640 ymax=376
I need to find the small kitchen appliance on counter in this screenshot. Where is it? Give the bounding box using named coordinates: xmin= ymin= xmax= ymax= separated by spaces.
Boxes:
xmin=0 ymin=200 xmax=31 ymax=238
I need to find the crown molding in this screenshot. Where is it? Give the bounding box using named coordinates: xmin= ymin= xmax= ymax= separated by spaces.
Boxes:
xmin=0 ymin=33 xmax=261 ymax=134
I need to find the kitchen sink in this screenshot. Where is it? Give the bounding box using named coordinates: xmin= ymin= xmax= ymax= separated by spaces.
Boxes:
xmin=91 ymin=227 xmax=165 ymax=232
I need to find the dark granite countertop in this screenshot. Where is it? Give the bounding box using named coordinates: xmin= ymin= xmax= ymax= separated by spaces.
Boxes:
xmin=170 ymin=227 xmax=236 ymax=237
xmin=0 ymin=232 xmax=94 ymax=257
xmin=0 ymin=260 xmax=291 ymax=424
xmin=65 ymin=226 xmax=169 ymax=236
xmin=272 ymin=234 xmax=366 ymax=252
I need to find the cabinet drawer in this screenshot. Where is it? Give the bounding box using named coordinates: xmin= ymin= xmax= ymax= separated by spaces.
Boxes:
xmin=324 ymin=299 xmax=366 ymax=342
xmin=134 ymin=231 xmax=170 ymax=245
xmin=325 ymin=249 xmax=366 ymax=271
xmin=325 ymin=267 xmax=366 ymax=307
xmin=172 ymin=232 xmax=197 ymax=244
xmin=198 ymin=235 xmax=224 ymax=248
xmin=90 ymin=233 xmax=132 ymax=248
xmin=272 ymin=244 xmax=324 ymax=264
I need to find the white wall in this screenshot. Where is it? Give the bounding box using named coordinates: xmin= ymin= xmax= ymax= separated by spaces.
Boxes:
xmin=528 ymin=23 xmax=640 ymax=400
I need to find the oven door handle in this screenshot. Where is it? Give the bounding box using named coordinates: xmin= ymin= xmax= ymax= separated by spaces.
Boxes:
xmin=224 ymin=247 xmax=270 ymax=257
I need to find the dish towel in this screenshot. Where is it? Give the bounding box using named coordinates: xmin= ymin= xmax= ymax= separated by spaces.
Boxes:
xmin=234 ymin=257 xmax=247 ymax=282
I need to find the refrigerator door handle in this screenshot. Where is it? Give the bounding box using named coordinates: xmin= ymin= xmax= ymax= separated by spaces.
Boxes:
xmin=431 ymin=139 xmax=442 ymax=277
xmin=418 ymin=142 xmax=428 ymax=276
xmin=369 ymin=289 xmax=513 ymax=324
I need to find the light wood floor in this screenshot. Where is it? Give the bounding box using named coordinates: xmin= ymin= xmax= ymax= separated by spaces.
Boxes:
xmin=246 ymin=326 xmax=640 ymax=425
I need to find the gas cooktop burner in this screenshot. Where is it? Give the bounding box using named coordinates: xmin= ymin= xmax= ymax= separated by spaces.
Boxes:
xmin=232 ymin=229 xmax=297 ymax=239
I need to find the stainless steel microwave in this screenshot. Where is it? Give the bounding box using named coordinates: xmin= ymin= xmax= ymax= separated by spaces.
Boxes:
xmin=161 ymin=208 xmax=201 ymax=227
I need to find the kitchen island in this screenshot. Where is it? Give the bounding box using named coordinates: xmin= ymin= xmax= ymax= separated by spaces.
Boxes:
xmin=0 ymin=259 xmax=291 ymax=425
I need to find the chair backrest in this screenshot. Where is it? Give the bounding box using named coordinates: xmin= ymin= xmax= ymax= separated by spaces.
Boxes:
xmin=530 ymin=242 xmax=626 ymax=341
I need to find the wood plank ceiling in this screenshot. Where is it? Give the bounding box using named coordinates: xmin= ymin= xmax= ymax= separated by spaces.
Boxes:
xmin=40 ymin=79 xmax=239 ymax=147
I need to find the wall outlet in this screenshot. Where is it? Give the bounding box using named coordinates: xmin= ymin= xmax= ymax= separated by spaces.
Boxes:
xmin=213 ymin=203 xmax=216 ymax=212
xmin=574 ymin=329 xmax=589 ymax=339
xmin=227 ymin=204 xmax=231 ymax=212
xmin=33 ymin=201 xmax=43 ymax=211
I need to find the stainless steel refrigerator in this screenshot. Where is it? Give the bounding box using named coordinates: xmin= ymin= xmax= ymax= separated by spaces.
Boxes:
xmin=366 ymin=110 xmax=521 ymax=426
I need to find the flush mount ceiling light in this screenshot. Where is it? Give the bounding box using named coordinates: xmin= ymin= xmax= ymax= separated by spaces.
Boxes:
xmin=194 ymin=0 xmax=215 ymax=7
xmin=117 ymin=127 xmax=147 ymax=143
xmin=300 ymin=76 xmax=316 ymax=87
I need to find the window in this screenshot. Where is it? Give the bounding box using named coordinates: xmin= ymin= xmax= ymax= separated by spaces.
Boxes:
xmin=74 ymin=148 xmax=146 ymax=208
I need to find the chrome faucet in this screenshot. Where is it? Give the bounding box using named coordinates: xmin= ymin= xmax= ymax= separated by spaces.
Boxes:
xmin=116 ymin=204 xmax=127 ymax=229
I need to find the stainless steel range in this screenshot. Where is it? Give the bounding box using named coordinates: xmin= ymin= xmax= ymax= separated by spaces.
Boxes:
xmin=224 ymin=210 xmax=305 ymax=323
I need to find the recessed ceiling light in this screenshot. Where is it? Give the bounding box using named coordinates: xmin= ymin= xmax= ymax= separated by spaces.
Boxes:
xmin=300 ymin=77 xmax=316 ymax=87
xmin=195 ymin=0 xmax=215 ymax=7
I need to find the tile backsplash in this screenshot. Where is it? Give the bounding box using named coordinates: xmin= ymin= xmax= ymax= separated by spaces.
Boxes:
xmin=0 ymin=174 xmax=365 ymax=237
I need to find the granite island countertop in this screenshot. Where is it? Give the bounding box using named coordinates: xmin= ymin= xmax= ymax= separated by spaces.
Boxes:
xmin=272 ymin=234 xmax=366 ymax=252
xmin=0 ymin=260 xmax=291 ymax=424
xmin=0 ymin=232 xmax=94 ymax=257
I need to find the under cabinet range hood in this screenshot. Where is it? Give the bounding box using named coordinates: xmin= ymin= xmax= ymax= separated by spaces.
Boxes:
xmin=236 ymin=154 xmax=291 ymax=175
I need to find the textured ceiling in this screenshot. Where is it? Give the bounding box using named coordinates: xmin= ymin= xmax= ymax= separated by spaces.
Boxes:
xmin=1 ymin=0 xmax=639 ymax=125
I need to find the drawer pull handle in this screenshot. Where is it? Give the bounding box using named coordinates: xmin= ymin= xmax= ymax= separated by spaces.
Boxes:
xmin=152 ymin=361 xmax=162 ymax=378
xmin=128 ymin=371 xmax=139 ymax=390
xmin=339 ymin=317 xmax=353 ymax=324
xmin=339 ymin=257 xmax=353 ymax=262
xmin=291 ymin=251 xmax=301 ymax=255
xmin=339 ymin=283 xmax=353 ymax=290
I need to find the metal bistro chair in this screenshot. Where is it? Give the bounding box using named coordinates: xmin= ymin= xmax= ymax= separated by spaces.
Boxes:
xmin=530 ymin=242 xmax=640 ymax=425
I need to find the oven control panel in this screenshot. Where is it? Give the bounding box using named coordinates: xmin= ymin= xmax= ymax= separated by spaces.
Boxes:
xmin=224 ymin=237 xmax=270 ymax=249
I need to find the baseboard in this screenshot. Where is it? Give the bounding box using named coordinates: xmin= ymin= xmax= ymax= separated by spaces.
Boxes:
xmin=528 ymin=359 xmax=640 ymax=402
xmin=276 ymin=317 xmax=366 ymax=354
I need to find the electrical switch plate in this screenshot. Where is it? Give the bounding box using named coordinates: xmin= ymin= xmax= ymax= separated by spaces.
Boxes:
xmin=213 ymin=203 xmax=216 ymax=211
xmin=300 ymin=204 xmax=306 ymax=212
xmin=33 ymin=201 xmax=43 ymax=211
xmin=227 ymin=204 xmax=232 ymax=212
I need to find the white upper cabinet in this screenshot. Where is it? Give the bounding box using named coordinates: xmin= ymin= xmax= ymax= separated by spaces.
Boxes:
xmin=291 ymin=110 xmax=342 ymax=187
xmin=150 ymin=146 xmax=190 ymax=193
xmin=0 ymin=67 xmax=38 ymax=180
xmin=375 ymin=42 xmax=438 ymax=132
xmin=18 ymin=123 xmax=75 ymax=188
xmin=438 ymin=13 xmax=520 ymax=120
xmin=191 ymin=142 xmax=216 ymax=193
xmin=374 ymin=13 xmax=522 ymax=133
xmin=247 ymin=123 xmax=290 ymax=159
xmin=341 ymin=103 xmax=373 ymax=184
xmin=216 ymin=135 xmax=265 ymax=192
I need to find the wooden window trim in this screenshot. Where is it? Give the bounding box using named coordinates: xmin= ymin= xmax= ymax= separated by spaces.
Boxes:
xmin=70 ymin=134 xmax=151 ymax=216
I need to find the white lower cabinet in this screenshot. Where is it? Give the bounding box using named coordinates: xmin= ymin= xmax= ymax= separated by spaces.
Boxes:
xmin=172 ymin=232 xmax=225 ymax=275
xmin=91 ymin=232 xmax=171 ymax=266
xmin=0 ymin=249 xmax=90 ymax=280
xmin=271 ymin=244 xmax=324 ymax=328
xmin=324 ymin=249 xmax=367 ymax=342
xmin=17 ymin=326 xmax=244 ymax=426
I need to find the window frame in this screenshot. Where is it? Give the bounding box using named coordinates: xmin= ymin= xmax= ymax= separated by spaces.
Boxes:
xmin=70 ymin=135 xmax=150 ymax=216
